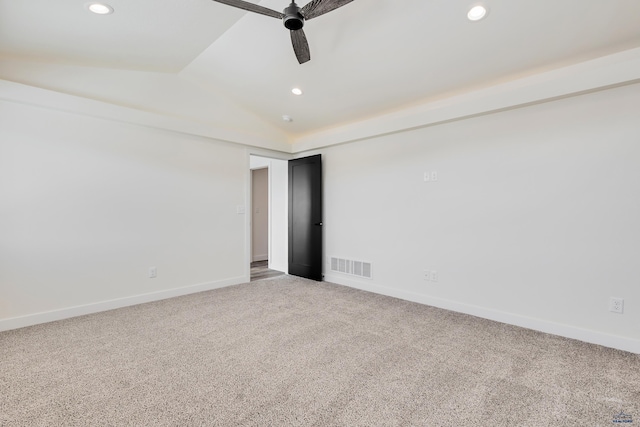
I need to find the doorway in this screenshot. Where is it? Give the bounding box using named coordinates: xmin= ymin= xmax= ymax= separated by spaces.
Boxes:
xmin=249 ymin=155 xmax=288 ymax=281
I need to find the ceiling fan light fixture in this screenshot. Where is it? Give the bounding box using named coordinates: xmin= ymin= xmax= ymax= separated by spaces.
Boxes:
xmin=467 ymin=4 xmax=488 ymax=21
xmin=291 ymin=88 xmax=303 ymax=96
xmin=211 ymin=0 xmax=355 ymax=64
xmin=88 ymin=3 xmax=114 ymax=15
xmin=283 ymin=2 xmax=304 ymax=30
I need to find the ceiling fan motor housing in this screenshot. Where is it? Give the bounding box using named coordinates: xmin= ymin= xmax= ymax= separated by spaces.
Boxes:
xmin=283 ymin=2 xmax=304 ymax=30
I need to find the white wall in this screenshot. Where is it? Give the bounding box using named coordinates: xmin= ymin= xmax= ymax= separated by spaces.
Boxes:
xmin=321 ymin=83 xmax=640 ymax=353
xmin=251 ymin=168 xmax=269 ymax=262
xmin=268 ymin=159 xmax=289 ymax=273
xmin=0 ymin=100 xmax=248 ymax=328
xmin=2 ymin=74 xmax=638 ymax=354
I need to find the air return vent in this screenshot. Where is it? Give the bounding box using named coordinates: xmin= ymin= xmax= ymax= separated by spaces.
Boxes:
xmin=330 ymin=257 xmax=372 ymax=279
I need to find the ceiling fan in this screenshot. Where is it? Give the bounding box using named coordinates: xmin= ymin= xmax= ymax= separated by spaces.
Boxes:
xmin=211 ymin=0 xmax=354 ymax=64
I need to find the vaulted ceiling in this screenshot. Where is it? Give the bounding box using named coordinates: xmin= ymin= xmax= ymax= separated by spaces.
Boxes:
xmin=2 ymin=0 xmax=640 ymax=148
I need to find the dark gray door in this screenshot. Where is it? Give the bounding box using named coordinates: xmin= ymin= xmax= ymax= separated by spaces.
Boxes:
xmin=288 ymin=155 xmax=322 ymax=281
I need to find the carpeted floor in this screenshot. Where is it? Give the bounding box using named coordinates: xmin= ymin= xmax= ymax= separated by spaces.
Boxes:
xmin=1 ymin=276 xmax=638 ymax=426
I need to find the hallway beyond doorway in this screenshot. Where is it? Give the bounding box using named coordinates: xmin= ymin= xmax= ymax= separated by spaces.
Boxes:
xmin=250 ymin=261 xmax=285 ymax=282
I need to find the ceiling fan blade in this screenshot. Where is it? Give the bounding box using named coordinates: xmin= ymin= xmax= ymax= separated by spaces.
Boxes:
xmin=290 ymin=29 xmax=310 ymax=64
xmin=211 ymin=0 xmax=284 ymax=19
xmin=300 ymin=0 xmax=354 ymax=20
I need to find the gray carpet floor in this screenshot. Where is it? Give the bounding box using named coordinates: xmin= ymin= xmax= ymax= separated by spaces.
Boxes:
xmin=1 ymin=275 xmax=638 ymax=426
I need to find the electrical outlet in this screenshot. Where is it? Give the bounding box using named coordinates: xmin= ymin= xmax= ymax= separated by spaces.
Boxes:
xmin=149 ymin=267 xmax=157 ymax=278
xmin=424 ymin=270 xmax=438 ymax=282
xmin=423 ymin=171 xmax=439 ymax=182
xmin=609 ymin=297 xmax=624 ymax=314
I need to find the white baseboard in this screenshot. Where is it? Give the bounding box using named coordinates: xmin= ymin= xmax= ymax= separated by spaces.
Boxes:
xmin=252 ymin=254 xmax=268 ymax=262
xmin=323 ymin=273 xmax=640 ymax=355
xmin=0 ymin=275 xmax=248 ymax=333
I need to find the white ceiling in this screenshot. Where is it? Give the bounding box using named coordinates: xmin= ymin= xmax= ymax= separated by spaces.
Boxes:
xmin=1 ymin=0 xmax=640 ymax=142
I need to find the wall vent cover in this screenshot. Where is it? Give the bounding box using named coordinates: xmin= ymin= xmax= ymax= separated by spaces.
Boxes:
xmin=330 ymin=257 xmax=372 ymax=279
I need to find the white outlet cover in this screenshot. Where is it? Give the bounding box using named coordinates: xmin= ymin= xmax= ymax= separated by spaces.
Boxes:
xmin=609 ymin=297 xmax=624 ymax=314
xmin=424 ymin=171 xmax=438 ymax=182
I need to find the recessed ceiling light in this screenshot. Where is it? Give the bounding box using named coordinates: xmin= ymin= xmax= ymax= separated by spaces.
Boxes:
xmin=291 ymin=88 xmax=303 ymax=96
xmin=467 ymin=5 xmax=487 ymax=21
xmin=88 ymin=3 xmax=114 ymax=15
xmin=282 ymin=115 xmax=293 ymax=122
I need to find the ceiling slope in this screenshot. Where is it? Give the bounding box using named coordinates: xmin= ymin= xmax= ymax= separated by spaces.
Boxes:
xmin=1 ymin=0 xmax=640 ymax=149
